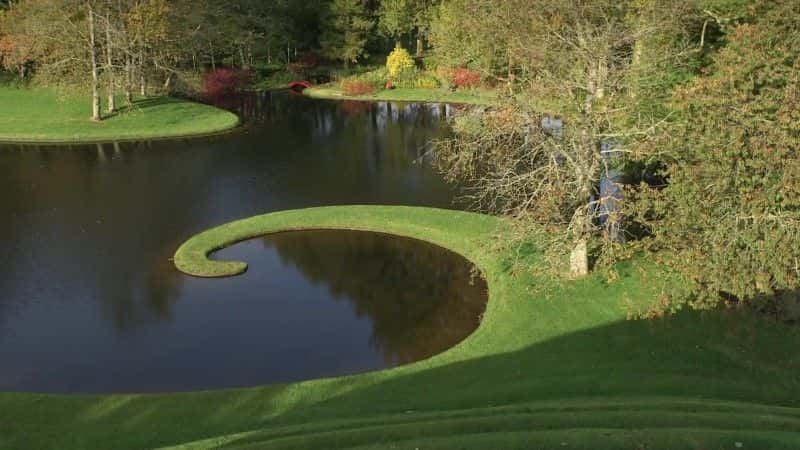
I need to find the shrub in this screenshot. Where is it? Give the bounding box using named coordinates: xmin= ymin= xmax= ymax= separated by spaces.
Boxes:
xmin=414 ymin=74 xmax=440 ymax=89
xmin=203 ymin=68 xmax=254 ymax=96
xmin=450 ymin=67 xmax=481 ymax=89
xmin=386 ymin=46 xmax=416 ymax=79
xmin=434 ymin=66 xmax=453 ymax=90
xmin=357 ymin=67 xmax=389 ymax=86
xmin=342 ymin=80 xmax=377 ymax=96
xmin=338 ymin=67 xmax=387 ymax=92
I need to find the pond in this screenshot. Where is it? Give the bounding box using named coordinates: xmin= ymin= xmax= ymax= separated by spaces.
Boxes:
xmin=0 ymin=93 xmax=487 ymax=393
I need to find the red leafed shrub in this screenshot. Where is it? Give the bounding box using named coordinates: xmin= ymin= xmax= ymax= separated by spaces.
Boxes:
xmin=203 ymin=68 xmax=254 ymax=97
xmin=342 ymin=80 xmax=377 ymax=96
xmin=450 ymin=68 xmax=481 ymax=89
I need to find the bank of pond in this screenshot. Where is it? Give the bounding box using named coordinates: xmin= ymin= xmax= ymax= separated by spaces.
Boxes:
xmin=0 ymin=91 xmax=798 ymax=450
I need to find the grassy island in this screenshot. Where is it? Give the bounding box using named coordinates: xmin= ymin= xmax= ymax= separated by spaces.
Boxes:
xmin=0 ymin=86 xmax=239 ymax=144
xmin=3 ymin=206 xmax=796 ymax=449
xmin=304 ymin=85 xmax=497 ymax=105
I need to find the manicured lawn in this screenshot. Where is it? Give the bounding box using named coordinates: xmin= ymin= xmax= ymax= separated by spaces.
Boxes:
xmin=304 ymin=85 xmax=498 ymax=105
xmin=3 ymin=205 xmax=798 ymax=449
xmin=0 ymin=86 xmax=239 ymax=143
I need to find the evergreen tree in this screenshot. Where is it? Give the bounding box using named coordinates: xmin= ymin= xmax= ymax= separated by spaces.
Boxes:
xmin=320 ymin=0 xmax=374 ymax=66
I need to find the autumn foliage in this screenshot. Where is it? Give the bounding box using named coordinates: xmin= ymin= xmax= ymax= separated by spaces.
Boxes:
xmin=386 ymin=46 xmax=415 ymax=78
xmin=449 ymin=68 xmax=481 ymax=89
xmin=203 ymin=68 xmax=254 ymax=97
xmin=341 ymin=80 xmax=377 ymax=96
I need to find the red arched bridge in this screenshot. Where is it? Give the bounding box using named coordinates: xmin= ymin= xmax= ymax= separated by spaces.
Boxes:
xmin=288 ymin=81 xmax=312 ymax=91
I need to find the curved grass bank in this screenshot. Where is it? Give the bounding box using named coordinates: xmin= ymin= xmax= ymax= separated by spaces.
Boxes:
xmin=2 ymin=205 xmax=800 ymax=449
xmin=0 ymin=86 xmax=239 ymax=144
xmin=304 ymin=85 xmax=497 ymax=105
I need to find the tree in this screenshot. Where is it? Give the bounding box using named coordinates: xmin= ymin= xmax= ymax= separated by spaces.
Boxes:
xmin=378 ymin=0 xmax=438 ymax=56
xmin=434 ymin=0 xmax=702 ymax=277
xmin=125 ymin=0 xmax=170 ymax=95
xmin=0 ymin=2 xmax=38 ymax=79
xmin=632 ymin=0 xmax=800 ymax=312
xmin=320 ymin=0 xmax=374 ymax=66
xmin=87 ymin=0 xmax=101 ymax=120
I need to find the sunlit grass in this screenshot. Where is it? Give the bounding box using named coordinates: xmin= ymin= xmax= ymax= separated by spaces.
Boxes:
xmin=304 ymin=85 xmax=498 ymax=105
xmin=2 ymin=206 xmax=793 ymax=449
xmin=0 ymin=86 xmax=239 ymax=143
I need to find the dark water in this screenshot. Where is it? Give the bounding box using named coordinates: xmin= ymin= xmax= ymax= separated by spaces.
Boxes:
xmin=0 ymin=93 xmax=487 ymax=393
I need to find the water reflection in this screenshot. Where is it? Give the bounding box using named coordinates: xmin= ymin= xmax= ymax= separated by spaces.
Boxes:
xmin=262 ymin=230 xmax=487 ymax=365
xmin=0 ymin=93 xmax=470 ymax=393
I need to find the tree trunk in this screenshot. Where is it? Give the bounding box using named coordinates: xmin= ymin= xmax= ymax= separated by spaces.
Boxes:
xmin=595 ymin=58 xmax=607 ymax=100
xmin=163 ymin=72 xmax=173 ymax=91
xmin=569 ymin=239 xmax=589 ymax=278
xmin=139 ymin=48 xmax=146 ymax=96
xmin=124 ymin=56 xmax=133 ymax=106
xmin=239 ymin=46 xmax=247 ymax=69
xmin=105 ymin=11 xmax=115 ymax=114
xmin=209 ymin=41 xmax=216 ymax=70
xmin=88 ymin=2 xmax=102 ymax=121
xmin=507 ymin=52 xmax=514 ymax=96
xmin=700 ymin=19 xmax=709 ymax=48
xmin=416 ymin=36 xmax=423 ymax=58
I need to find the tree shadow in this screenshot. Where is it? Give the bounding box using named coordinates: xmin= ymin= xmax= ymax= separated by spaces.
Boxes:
xmin=216 ymin=298 xmax=800 ymax=448
xmin=103 ymin=97 xmax=182 ymax=119
xmin=8 ymin=292 xmax=800 ymax=450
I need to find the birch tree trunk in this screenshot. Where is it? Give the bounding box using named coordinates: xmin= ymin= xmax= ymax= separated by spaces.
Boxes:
xmin=124 ymin=55 xmax=133 ymax=105
xmin=105 ymin=10 xmax=115 ymax=114
xmin=139 ymin=49 xmax=146 ymax=96
xmin=569 ymin=239 xmax=589 ymax=278
xmin=88 ymin=2 xmax=102 ymax=121
xmin=209 ymin=41 xmax=216 ymax=70
xmin=239 ymin=46 xmax=247 ymax=69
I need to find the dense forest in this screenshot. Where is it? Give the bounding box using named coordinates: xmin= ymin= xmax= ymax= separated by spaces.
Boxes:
xmin=0 ymin=0 xmax=438 ymax=113
xmin=1 ymin=0 xmax=798 ymax=318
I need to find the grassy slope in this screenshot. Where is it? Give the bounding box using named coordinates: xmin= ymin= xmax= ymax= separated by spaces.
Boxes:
xmin=2 ymin=206 xmax=798 ymax=449
xmin=304 ymin=85 xmax=498 ymax=105
xmin=0 ymin=86 xmax=239 ymax=143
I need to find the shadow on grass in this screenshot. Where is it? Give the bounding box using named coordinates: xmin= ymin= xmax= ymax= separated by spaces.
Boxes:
xmin=214 ymin=304 xmax=800 ymax=449
xmin=14 ymin=302 xmax=793 ymax=450
xmin=103 ymin=97 xmax=183 ymax=119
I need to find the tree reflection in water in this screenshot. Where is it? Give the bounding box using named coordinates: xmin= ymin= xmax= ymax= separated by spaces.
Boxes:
xmin=0 ymin=91 xmax=463 ymax=392
xmin=263 ymin=230 xmax=488 ymax=365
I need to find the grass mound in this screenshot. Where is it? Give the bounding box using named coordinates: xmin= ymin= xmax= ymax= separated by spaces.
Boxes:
xmin=2 ymin=206 xmax=798 ymax=449
xmin=0 ymin=86 xmax=239 ymax=143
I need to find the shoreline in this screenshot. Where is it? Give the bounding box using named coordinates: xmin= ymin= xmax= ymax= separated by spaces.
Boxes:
xmin=0 ymin=87 xmax=241 ymax=146
xmin=303 ymin=85 xmax=498 ymax=106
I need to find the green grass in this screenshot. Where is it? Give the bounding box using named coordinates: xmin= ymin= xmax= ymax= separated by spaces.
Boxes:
xmin=0 ymin=86 xmax=240 ymax=143
xmin=2 ymin=205 xmax=797 ymax=449
xmin=304 ymin=85 xmax=498 ymax=105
